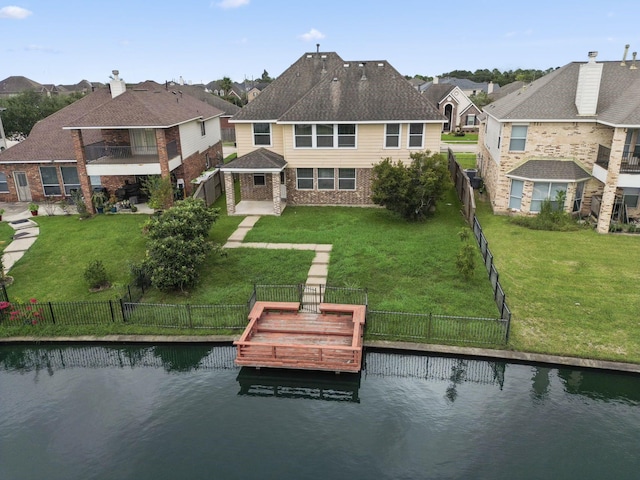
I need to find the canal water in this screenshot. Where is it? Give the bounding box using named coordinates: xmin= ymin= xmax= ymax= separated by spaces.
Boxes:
xmin=1 ymin=344 xmax=638 ymax=480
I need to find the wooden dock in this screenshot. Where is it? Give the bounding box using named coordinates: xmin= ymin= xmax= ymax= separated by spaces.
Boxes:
xmin=234 ymin=301 xmax=366 ymax=373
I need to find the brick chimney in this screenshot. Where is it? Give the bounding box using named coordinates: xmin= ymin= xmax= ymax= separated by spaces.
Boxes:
xmin=575 ymin=52 xmax=603 ymax=116
xmin=109 ymin=70 xmax=126 ymax=98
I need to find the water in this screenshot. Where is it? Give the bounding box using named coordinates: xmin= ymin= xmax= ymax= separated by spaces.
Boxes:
xmin=1 ymin=344 xmax=639 ymax=480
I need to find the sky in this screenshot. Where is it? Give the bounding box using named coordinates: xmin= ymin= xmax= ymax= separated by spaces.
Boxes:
xmin=2 ymin=0 xmax=640 ymax=86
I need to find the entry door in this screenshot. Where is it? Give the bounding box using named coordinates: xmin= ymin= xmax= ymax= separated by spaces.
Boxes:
xmin=280 ymin=171 xmax=287 ymax=200
xmin=14 ymin=172 xmax=31 ymax=201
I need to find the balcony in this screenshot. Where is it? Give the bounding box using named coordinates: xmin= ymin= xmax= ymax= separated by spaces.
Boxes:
xmin=84 ymin=140 xmax=179 ymax=165
xmin=595 ymin=144 xmax=640 ymax=174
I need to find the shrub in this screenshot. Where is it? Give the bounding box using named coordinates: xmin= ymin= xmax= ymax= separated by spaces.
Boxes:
xmin=143 ymin=176 xmax=174 ymax=211
xmin=71 ymin=190 xmax=91 ymax=219
xmin=455 ymin=228 xmax=476 ymax=280
xmin=83 ymin=260 xmax=110 ymax=290
xmin=509 ymin=192 xmax=584 ymax=232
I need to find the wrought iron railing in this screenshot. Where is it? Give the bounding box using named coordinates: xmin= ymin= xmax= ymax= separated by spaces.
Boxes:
xmin=595 ymin=144 xmax=640 ymax=173
xmin=84 ymin=140 xmax=178 ymax=163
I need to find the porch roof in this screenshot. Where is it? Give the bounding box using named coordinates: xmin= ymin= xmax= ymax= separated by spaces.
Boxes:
xmin=506 ymin=159 xmax=592 ymax=182
xmin=221 ymin=148 xmax=287 ymax=173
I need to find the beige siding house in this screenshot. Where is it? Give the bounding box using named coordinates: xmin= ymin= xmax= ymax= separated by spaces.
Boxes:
xmin=478 ymin=51 xmax=640 ymax=233
xmin=223 ymin=51 xmax=445 ymax=215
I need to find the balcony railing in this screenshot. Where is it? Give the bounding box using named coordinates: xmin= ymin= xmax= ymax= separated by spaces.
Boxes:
xmin=84 ymin=140 xmax=178 ymax=164
xmin=595 ymin=144 xmax=640 ymax=173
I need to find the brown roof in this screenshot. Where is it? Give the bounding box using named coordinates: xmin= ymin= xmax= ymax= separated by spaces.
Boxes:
xmin=0 ymin=76 xmax=44 ymax=96
xmin=221 ymin=148 xmax=286 ymax=171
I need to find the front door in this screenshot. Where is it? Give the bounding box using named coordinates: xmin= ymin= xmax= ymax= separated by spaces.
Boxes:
xmin=14 ymin=172 xmax=31 ymax=201
xmin=280 ymin=171 xmax=287 ymax=200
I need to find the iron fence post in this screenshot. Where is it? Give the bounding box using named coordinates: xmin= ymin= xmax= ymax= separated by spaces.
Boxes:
xmin=186 ymin=304 xmax=192 ymax=329
xmin=109 ymin=300 xmax=115 ymax=323
xmin=48 ymin=302 xmax=55 ymax=325
xmin=120 ymin=298 xmax=126 ymax=322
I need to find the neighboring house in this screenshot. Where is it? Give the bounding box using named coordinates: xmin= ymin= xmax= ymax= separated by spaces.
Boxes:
xmin=222 ymin=51 xmax=445 ymax=216
xmin=206 ymin=80 xmax=243 ymax=102
xmin=0 ymin=71 xmax=224 ymax=210
xmin=246 ymin=82 xmax=269 ymax=103
xmin=488 ymin=80 xmax=526 ymax=102
xmin=421 ymin=83 xmax=481 ymax=132
xmin=0 ymin=76 xmax=47 ymax=98
xmin=421 ymin=77 xmax=499 ymax=97
xmin=478 ymin=51 xmax=640 ymax=233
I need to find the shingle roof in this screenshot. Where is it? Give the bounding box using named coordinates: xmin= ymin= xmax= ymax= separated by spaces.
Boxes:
xmin=0 ymin=76 xmax=43 ymax=95
xmin=64 ymin=81 xmax=223 ymax=128
xmin=221 ymin=148 xmax=286 ymax=170
xmin=484 ymin=61 xmax=640 ymax=125
xmin=421 ymin=84 xmax=455 ymax=105
xmin=168 ymin=84 xmax=241 ymax=116
xmin=233 ymin=52 xmax=444 ymax=123
xmin=506 ymin=159 xmax=592 ymax=181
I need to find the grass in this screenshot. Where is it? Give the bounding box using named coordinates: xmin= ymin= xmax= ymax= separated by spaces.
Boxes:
xmin=442 ymin=133 xmax=478 ymax=143
xmin=475 ymin=200 xmax=640 ymax=363
xmin=453 ymin=153 xmax=476 ymax=169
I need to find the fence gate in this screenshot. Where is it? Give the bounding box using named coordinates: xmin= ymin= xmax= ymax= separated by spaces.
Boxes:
xmin=192 ymin=169 xmax=223 ymax=207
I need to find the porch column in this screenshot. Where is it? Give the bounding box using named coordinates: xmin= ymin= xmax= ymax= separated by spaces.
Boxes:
xmin=155 ymin=129 xmax=174 ymax=208
xmin=271 ymin=172 xmax=282 ymax=216
xmin=224 ymin=172 xmax=236 ymax=215
xmin=71 ymin=129 xmax=95 ymax=214
xmin=596 ymin=129 xmax=626 ymax=233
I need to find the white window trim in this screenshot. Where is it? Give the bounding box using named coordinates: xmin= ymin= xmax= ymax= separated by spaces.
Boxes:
xmin=384 ymin=124 xmax=402 ymax=149
xmin=253 ymin=173 xmax=266 ymax=187
xmin=293 ymin=124 xmax=357 ymax=149
xmin=296 ymin=168 xmax=314 ymax=190
xmin=253 ymin=123 xmax=272 ymax=147
xmin=407 ymin=123 xmax=424 ymax=149
xmin=0 ymin=172 xmax=9 ymax=193
xmin=338 ymin=168 xmax=357 ymax=190
xmin=317 ymin=168 xmax=335 ymax=190
xmin=40 ymin=166 xmax=62 ymax=196
xmin=509 ymin=124 xmax=528 ymax=152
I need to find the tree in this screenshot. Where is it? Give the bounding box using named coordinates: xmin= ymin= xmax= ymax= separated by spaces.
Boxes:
xmin=219 ymin=76 xmax=233 ymax=96
xmin=371 ymin=151 xmax=451 ymax=221
xmin=260 ymin=69 xmax=273 ymax=82
xmin=469 ymin=91 xmax=492 ymax=108
xmin=0 ymin=91 xmax=83 ymax=137
xmin=140 ymin=198 xmax=221 ymax=291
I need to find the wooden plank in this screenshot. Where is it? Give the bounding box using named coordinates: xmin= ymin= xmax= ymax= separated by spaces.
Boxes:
xmin=255 ymin=301 xmax=300 ymax=311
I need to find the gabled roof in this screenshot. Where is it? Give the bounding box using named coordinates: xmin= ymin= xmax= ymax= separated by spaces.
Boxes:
xmin=221 ymin=147 xmax=286 ymax=171
xmin=168 ymin=83 xmax=241 ymax=116
xmin=63 ymin=81 xmax=223 ymax=129
xmin=483 ymin=61 xmax=640 ymax=125
xmin=506 ymin=159 xmax=592 ymax=181
xmin=421 ymin=84 xmax=456 ymax=105
xmin=233 ymin=52 xmax=444 ymax=123
xmin=0 ymin=76 xmax=44 ymax=95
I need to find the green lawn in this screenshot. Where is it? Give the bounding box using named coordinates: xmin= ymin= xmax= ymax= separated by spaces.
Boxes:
xmin=476 ymin=200 xmax=640 ymax=363
xmin=442 ymin=133 xmax=478 ymax=143
xmin=453 ymin=153 xmax=476 ymax=169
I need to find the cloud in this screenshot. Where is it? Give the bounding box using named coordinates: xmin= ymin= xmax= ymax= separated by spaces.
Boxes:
xmin=214 ymin=0 xmax=249 ymax=8
xmin=299 ymin=28 xmax=325 ymax=42
xmin=0 ymin=5 xmax=32 ymax=19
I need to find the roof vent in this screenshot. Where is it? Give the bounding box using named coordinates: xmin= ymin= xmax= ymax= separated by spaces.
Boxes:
xmin=344 ymin=63 xmax=350 ymax=67
xmin=377 ymin=63 xmax=384 ymax=67
xmin=621 ymin=44 xmax=630 ymax=66
xmin=631 ymin=52 xmax=638 ymax=70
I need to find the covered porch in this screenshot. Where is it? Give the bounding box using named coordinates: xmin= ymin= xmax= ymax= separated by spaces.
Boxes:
xmin=220 ymin=148 xmax=288 ymax=216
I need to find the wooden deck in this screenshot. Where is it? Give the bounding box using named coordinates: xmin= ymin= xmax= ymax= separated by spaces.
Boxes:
xmin=234 ymin=301 xmax=366 ymax=373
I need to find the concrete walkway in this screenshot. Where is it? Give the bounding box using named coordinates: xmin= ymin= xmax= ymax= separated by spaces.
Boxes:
xmin=224 ymin=215 xmax=332 ymax=288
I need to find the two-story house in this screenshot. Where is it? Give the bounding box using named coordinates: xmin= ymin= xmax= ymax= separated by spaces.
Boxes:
xmin=222 ymin=51 xmax=445 ymax=215
xmin=478 ymin=51 xmax=640 ymax=233
xmin=0 ymin=71 xmax=224 ymax=211
xmin=421 ymin=83 xmax=482 ymax=132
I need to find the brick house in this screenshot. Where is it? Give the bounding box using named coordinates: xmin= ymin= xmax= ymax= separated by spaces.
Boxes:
xmin=222 ymin=51 xmax=446 ymax=215
xmin=421 ymin=83 xmax=482 ymax=132
xmin=478 ymin=51 xmax=640 ymax=233
xmin=0 ymin=72 xmax=224 ymax=211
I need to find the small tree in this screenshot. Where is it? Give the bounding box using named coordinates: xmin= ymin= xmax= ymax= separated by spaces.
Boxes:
xmin=371 ymin=151 xmax=451 ymax=221
xmin=84 ymin=260 xmax=110 ymax=290
xmin=455 ymin=228 xmax=476 ymax=280
xmin=142 ymin=198 xmax=221 ymax=291
xmin=143 ymin=176 xmax=174 ymax=211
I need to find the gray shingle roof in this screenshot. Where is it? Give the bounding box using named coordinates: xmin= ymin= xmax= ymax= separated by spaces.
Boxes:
xmin=484 ymin=61 xmax=640 ymax=125
xmin=233 ymin=52 xmax=444 ymax=123
xmin=421 ymin=84 xmax=455 ymax=106
xmin=0 ymin=76 xmax=43 ymax=95
xmin=168 ymin=84 xmax=241 ymax=116
xmin=64 ymin=81 xmax=223 ymax=128
xmin=506 ymin=159 xmax=592 ymax=181
xmin=222 ymin=148 xmax=286 ymax=170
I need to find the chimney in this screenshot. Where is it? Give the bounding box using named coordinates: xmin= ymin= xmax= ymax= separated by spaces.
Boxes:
xmin=433 ymin=76 xmax=439 ymax=84
xmin=109 ymin=70 xmax=126 ymax=98
xmin=575 ymin=51 xmax=603 ymax=116
xmin=487 ymin=81 xmax=494 ymax=94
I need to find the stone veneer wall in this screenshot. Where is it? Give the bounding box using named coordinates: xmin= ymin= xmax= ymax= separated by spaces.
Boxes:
xmin=479 ymin=121 xmax=614 ymax=214
xmin=286 ymin=168 xmax=374 ymax=206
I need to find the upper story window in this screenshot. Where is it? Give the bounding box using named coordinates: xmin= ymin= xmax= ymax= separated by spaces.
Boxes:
xmin=294 ymin=124 xmax=356 ymax=148
xmin=408 ymin=123 xmax=424 ymax=148
xmin=509 ymin=125 xmax=528 ymax=151
xmin=385 ymin=124 xmax=400 ymax=148
xmin=253 ymin=123 xmax=271 ymax=146
xmin=200 ymin=121 xmax=206 ymax=136
xmin=131 ymin=129 xmax=157 ymax=155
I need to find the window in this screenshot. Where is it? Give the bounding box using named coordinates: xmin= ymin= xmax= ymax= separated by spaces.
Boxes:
xmin=573 ymin=181 xmax=585 ymax=212
xmin=200 ymin=121 xmax=206 ymax=136
xmin=40 ymin=166 xmax=61 ymax=195
xmin=90 ymin=176 xmax=102 ymax=188
xmin=0 ymin=173 xmax=8 ymax=193
xmin=295 ymin=125 xmax=313 ymax=147
xmin=316 ymin=124 xmax=334 ymax=147
xmin=205 ymin=153 xmax=211 ymax=169
xmin=337 ymin=124 xmax=356 ymax=147
xmin=408 ymin=123 xmax=424 ymax=148
xmin=131 ymin=129 xmax=157 ymax=155
xmin=508 ymin=179 xmax=524 ymax=210
xmin=338 ymin=168 xmax=356 ymax=190
xmin=623 ymin=188 xmax=640 ymax=208
xmin=253 ymin=123 xmax=271 ymax=146
xmin=509 ymin=125 xmax=528 ymax=151
xmin=253 ymin=174 xmax=266 ymax=186
xmin=60 ymin=166 xmax=80 ymax=195
xmin=531 ymin=182 xmax=566 ymax=212
xmin=296 ymin=168 xmax=313 ymax=189
xmin=318 ymin=168 xmax=335 ymax=190
xmin=385 ymin=124 xmax=400 ymax=148
xmin=466 ymin=115 xmax=476 ymax=126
